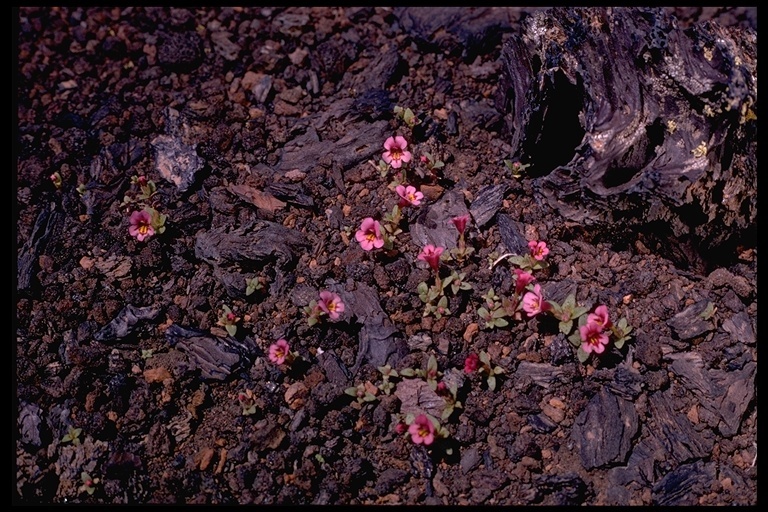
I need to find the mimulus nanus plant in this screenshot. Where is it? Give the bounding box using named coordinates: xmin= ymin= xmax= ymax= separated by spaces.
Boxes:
xmin=268 ymin=338 xmax=293 ymax=365
xmin=529 ymin=240 xmax=550 ymax=261
xmin=129 ymin=210 xmax=155 ymax=242
xmin=408 ymin=414 xmax=436 ymax=446
xmin=317 ymin=291 xmax=345 ymax=320
xmin=395 ymin=184 xmax=423 ymax=207
xmin=382 ymin=136 xmax=412 ymax=169
xmin=587 ymin=304 xmax=612 ymax=330
xmin=356 ymin=217 xmax=384 ymax=251
xmin=448 ymin=214 xmax=474 ymax=261
xmin=579 ymin=321 xmax=610 ymax=355
xmin=522 ymin=284 xmax=549 ymax=317
xmin=417 ymin=244 xmax=444 ymax=272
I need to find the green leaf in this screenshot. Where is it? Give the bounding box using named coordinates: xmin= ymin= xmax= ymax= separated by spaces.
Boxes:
xmin=344 ymin=387 xmax=359 ymax=397
xmin=225 ymin=324 xmax=237 ymax=337
xmin=568 ymin=331 xmax=582 ymax=347
xmin=477 ymin=307 xmax=490 ymax=320
xmin=492 ymin=317 xmax=509 ymax=328
xmin=699 ymin=302 xmax=716 ymax=320
xmin=491 ymin=307 xmax=507 ymax=319
xmin=572 ymin=306 xmax=589 ymax=318
xmin=493 ymin=365 xmax=504 ymax=375
xmin=563 ymin=294 xmax=576 ymax=309
xmin=399 ymin=368 xmax=416 ymax=377
xmin=614 ymin=337 xmax=626 ymax=350
xmin=577 ymin=346 xmax=590 ymax=363
xmin=559 ymin=320 xmax=573 ymax=335
xmin=487 ymin=375 xmax=496 ymax=391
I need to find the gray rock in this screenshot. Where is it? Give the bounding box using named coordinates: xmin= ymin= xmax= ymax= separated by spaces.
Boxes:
xmin=410 ymin=187 xmax=470 ymax=250
xmin=721 ymin=311 xmax=756 ymax=345
xmin=652 ymin=460 xmax=716 ymax=506
xmin=19 ymin=402 xmax=44 ymax=447
xmin=93 ymin=305 xmax=162 ymax=343
xmin=165 ymin=324 xmax=259 ymax=381
xmin=666 ymin=299 xmax=716 ymax=340
xmin=469 ymin=184 xmax=508 ymax=228
xmin=157 ymin=31 xmax=203 ymax=71
xmin=460 ymin=446 xmax=482 ymax=474
xmin=571 ymin=387 xmax=638 ymax=469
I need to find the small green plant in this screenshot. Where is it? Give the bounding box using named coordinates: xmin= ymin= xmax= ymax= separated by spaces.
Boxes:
xmin=477 ymin=288 xmax=509 ymax=329
xmin=436 ymin=380 xmax=463 ymax=421
xmin=237 ymin=388 xmax=257 ymax=416
xmin=464 ymin=351 xmax=505 ymax=391
xmin=377 ymin=364 xmax=400 ymax=395
xmin=443 ymin=271 xmax=472 ymax=295
xmin=79 ymin=471 xmax=99 ymax=495
xmin=50 ymin=172 xmax=63 ymax=189
xmin=217 ymin=305 xmax=240 ymax=337
xmin=393 ymin=105 xmax=419 ymax=128
xmin=547 ymin=293 xmax=589 ymax=335
xmin=345 ymin=381 xmax=379 ymax=404
xmin=120 ymin=175 xmax=157 ymax=206
xmin=504 ymin=159 xmax=531 ymax=178
xmin=245 ymin=276 xmax=265 ymax=296
xmin=140 ymin=349 xmax=154 ymax=360
xmin=62 ymin=426 xmax=82 ymax=445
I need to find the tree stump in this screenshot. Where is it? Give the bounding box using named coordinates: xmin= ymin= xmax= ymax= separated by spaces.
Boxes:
xmin=498 ymin=7 xmax=756 ymax=271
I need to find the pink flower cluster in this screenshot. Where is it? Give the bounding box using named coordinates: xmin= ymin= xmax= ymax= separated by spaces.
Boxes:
xmin=268 ymin=338 xmax=290 ymax=365
xmin=396 ymin=184 xmax=423 ymax=207
xmin=129 ymin=210 xmax=155 ymax=242
xmin=464 ymin=353 xmax=479 ymax=374
xmin=408 ymin=414 xmax=435 ymax=445
xmin=522 ymin=284 xmax=549 ymax=317
xmin=382 ymin=136 xmax=412 ymax=169
xmin=356 ymin=217 xmax=384 ymax=251
xmin=317 ymin=291 xmax=345 ymax=320
xmin=579 ymin=305 xmax=612 ymax=355
xmin=418 ymin=245 xmax=444 ymax=272
xmin=529 ymin=240 xmax=549 ymax=261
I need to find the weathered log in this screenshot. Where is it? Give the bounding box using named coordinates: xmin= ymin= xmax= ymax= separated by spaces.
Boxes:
xmin=499 ymin=7 xmax=756 ymax=269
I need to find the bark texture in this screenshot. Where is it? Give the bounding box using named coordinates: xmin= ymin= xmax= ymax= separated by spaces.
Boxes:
xmin=499 ymin=7 xmax=756 ymax=269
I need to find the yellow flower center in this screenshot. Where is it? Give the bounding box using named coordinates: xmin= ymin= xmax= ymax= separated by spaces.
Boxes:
xmin=390 ymin=147 xmax=402 ymax=160
xmin=138 ymin=224 xmax=149 ymax=235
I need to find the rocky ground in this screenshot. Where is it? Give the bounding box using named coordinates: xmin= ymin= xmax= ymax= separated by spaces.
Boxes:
xmin=15 ymin=7 xmax=757 ymax=505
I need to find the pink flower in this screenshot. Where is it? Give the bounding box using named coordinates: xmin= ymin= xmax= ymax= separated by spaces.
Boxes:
xmin=268 ymin=339 xmax=290 ymax=365
xmin=587 ymin=305 xmax=612 ymax=330
xmin=382 ymin=136 xmax=412 ymax=169
xmin=417 ymin=244 xmax=444 ymax=272
xmin=395 ymin=184 xmax=423 ymax=207
xmin=528 ymin=240 xmax=549 ymax=261
xmin=395 ymin=422 xmax=408 ymax=435
xmin=513 ymin=268 xmax=535 ymax=295
xmin=128 ymin=210 xmax=155 ymax=242
xmin=355 ymin=217 xmax=384 ymax=251
xmin=522 ymin=284 xmax=549 ymax=317
xmin=317 ymin=291 xmax=345 ymax=320
xmin=408 ymin=414 xmax=435 ymax=446
xmin=451 ymin=215 xmax=470 ymax=236
xmin=579 ymin=321 xmax=610 ymax=354
xmin=464 ymin=353 xmax=480 ymax=374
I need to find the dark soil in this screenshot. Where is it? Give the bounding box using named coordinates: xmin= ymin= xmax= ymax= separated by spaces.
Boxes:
xmin=15 ymin=7 xmax=757 ymax=506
